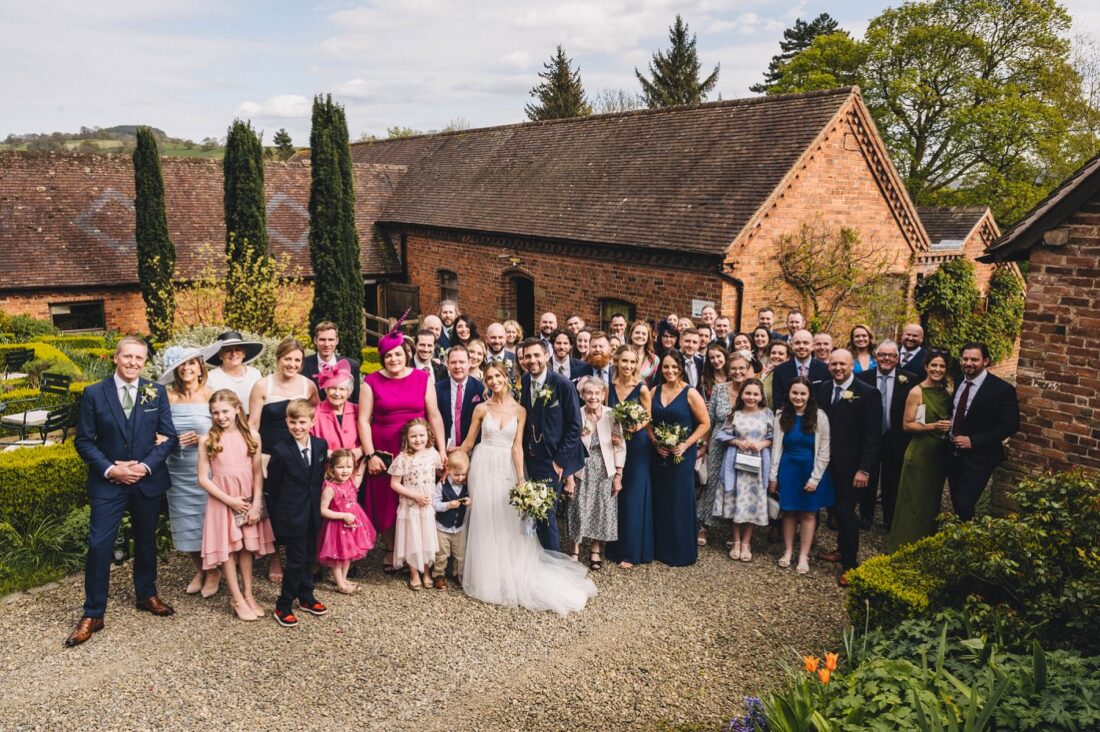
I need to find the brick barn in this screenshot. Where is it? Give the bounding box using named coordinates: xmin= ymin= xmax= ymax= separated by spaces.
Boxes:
xmin=980 ymin=151 xmax=1100 ymax=480
xmin=350 ymin=87 xmax=929 ymax=335
xmin=0 ymin=152 xmax=405 ymax=332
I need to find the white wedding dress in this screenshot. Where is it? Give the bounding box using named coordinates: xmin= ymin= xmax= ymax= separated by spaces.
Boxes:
xmin=463 ymin=415 xmax=597 ymax=615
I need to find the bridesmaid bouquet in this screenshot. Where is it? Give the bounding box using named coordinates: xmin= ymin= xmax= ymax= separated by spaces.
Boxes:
xmin=611 ymin=400 xmax=649 ymax=439
xmin=652 ymin=422 xmax=690 ymax=463
xmin=510 ymin=479 xmax=558 ymax=523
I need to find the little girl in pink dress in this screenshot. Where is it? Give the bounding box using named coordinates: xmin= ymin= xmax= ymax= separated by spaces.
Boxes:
xmin=317 ymin=449 xmax=377 ymax=593
xmin=388 ymin=418 xmax=442 ymax=590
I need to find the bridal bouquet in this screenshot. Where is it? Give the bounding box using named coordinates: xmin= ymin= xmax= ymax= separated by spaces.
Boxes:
xmin=611 ymin=400 xmax=649 ymax=439
xmin=652 ymin=421 xmax=690 ymax=464
xmin=510 ymin=479 xmax=558 ymax=523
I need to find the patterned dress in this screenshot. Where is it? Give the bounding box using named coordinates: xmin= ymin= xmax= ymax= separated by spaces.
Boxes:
xmin=699 ymin=382 xmax=734 ymax=526
xmin=388 ymin=449 xmax=442 ymax=569
xmin=712 ymin=409 xmax=773 ymax=526
xmin=566 ymin=431 xmax=618 ymax=543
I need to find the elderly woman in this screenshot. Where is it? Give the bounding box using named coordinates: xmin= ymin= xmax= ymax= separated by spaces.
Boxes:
xmin=359 ymin=328 xmax=448 ymax=573
xmin=310 ymin=365 xmax=362 ymax=457
xmin=159 ymin=346 xmax=216 ymax=596
xmin=204 ymin=331 xmax=264 ymax=414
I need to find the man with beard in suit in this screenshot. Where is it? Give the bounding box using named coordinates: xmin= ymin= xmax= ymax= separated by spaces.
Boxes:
xmin=575 ymin=331 xmax=614 ymax=386
xmin=438 ymin=301 xmax=458 ymax=349
xmin=898 ymin=323 xmax=928 ymax=380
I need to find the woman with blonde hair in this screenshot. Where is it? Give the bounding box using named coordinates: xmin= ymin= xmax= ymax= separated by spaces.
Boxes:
xmin=502 ymin=320 xmax=524 ymax=349
xmin=628 ymin=320 xmax=659 ymax=383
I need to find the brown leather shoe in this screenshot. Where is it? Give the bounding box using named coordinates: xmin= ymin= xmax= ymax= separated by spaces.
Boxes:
xmin=64 ymin=617 xmax=104 ymax=647
xmin=433 ymin=575 xmax=447 ymax=591
xmin=817 ymin=550 xmax=842 ymax=563
xmin=136 ymin=596 xmax=175 ymax=616
xmin=837 ymin=572 xmax=851 ymax=588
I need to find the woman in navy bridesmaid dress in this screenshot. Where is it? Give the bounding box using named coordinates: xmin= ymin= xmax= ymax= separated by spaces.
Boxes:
xmin=606 ymin=346 xmax=654 ymax=568
xmin=649 ymin=350 xmax=711 ymax=567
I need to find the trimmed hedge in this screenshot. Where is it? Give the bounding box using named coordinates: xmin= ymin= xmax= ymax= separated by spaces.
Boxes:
xmin=0 ymin=442 xmax=87 ymax=532
xmin=0 ymin=342 xmax=79 ymax=370
xmin=31 ymin=334 xmax=108 ymax=349
xmin=846 ymin=532 xmax=965 ymax=629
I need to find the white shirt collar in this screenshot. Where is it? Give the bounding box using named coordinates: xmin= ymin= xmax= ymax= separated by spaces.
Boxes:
xmin=963 ymin=370 xmax=988 ymax=389
xmin=113 ymin=373 xmax=139 ymax=390
xmin=834 ymin=375 xmax=855 ymax=391
xmin=318 ymin=354 xmax=339 ymax=366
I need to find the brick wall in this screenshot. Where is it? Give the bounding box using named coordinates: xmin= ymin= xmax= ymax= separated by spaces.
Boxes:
xmin=1000 ymin=192 xmax=1100 ymax=484
xmin=402 ymin=230 xmax=725 ymax=331
xmin=725 ymin=105 xmax=920 ymax=336
xmin=0 ymin=288 xmax=147 ymax=333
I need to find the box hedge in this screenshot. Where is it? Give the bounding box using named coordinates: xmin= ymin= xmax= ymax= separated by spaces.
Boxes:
xmin=0 ymin=442 xmax=87 ymax=532
xmin=0 ymin=342 xmax=79 ymax=370
xmin=31 ymin=334 xmax=109 ymax=349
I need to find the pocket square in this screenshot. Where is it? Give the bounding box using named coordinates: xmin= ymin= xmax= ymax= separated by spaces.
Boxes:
xmin=471 ymin=395 xmax=481 ymax=403
xmin=143 ymin=407 xmax=158 ymax=413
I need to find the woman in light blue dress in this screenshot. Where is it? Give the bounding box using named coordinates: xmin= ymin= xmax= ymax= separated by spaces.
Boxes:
xmin=159 ymin=347 xmax=215 ymax=596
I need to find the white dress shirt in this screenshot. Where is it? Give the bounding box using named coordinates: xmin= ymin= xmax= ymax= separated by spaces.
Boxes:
xmin=952 ymin=369 xmax=988 ymax=422
xmin=551 ymin=357 xmax=571 ymax=377
xmin=795 ymin=358 xmax=813 ymax=378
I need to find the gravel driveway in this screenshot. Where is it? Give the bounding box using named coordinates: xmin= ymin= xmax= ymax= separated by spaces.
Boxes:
xmin=0 ymin=525 xmax=878 ymax=731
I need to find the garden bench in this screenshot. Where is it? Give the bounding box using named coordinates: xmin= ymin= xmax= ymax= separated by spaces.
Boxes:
xmin=0 ymin=373 xmax=75 ymax=442
xmin=3 ymin=348 xmax=35 ymax=380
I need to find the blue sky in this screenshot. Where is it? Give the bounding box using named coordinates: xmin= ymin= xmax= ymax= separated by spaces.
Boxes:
xmin=3 ymin=0 xmax=1098 ymax=145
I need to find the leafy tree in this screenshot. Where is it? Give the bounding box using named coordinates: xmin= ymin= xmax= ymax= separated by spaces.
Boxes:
xmin=525 ymin=45 xmax=592 ymax=121
xmin=751 ymin=13 xmax=841 ymax=93
xmin=636 ymin=15 xmax=720 ymax=108
xmin=272 ymin=128 xmax=295 ymax=161
xmin=223 ymin=120 xmax=271 ymax=331
xmin=765 ymin=32 xmax=867 ymax=94
xmin=309 ymin=95 xmax=363 ymax=358
xmin=132 ymin=127 xmax=176 ymax=340
xmin=592 ymin=88 xmax=645 ymax=114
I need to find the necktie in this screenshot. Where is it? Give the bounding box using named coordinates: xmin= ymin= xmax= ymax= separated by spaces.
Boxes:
xmin=952 ymin=381 xmax=973 ymax=435
xmin=557 ymin=365 xmax=566 ymax=375
xmin=122 ymin=385 xmax=134 ymax=418
xmin=799 ymin=364 xmax=808 ymax=378
xmin=833 ymin=384 xmax=842 ymax=404
xmin=454 ymin=381 xmax=464 ymax=445
xmin=879 ymin=374 xmax=890 ymax=432
xmin=900 ymin=352 xmax=911 ymax=367
xmin=301 ymin=447 xmax=310 ymax=466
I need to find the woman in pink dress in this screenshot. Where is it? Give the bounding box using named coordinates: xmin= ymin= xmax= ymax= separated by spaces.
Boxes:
xmin=358 ymin=323 xmax=448 ymax=573
xmin=311 ymin=365 xmax=361 ymax=458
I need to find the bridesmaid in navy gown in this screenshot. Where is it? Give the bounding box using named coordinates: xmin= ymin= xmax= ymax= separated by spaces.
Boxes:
xmin=606 ymin=346 xmax=654 ymax=568
xmin=649 ymin=350 xmax=711 ymax=567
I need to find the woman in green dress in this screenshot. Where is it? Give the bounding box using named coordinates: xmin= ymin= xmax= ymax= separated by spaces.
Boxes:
xmin=888 ymin=350 xmax=953 ymax=552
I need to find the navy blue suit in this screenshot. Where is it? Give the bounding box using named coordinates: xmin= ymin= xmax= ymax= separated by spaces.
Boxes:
xmin=436 ymin=376 xmax=485 ymax=447
xmin=521 ymin=370 xmax=584 ymax=551
xmin=265 ymin=434 xmax=328 ymax=613
xmin=74 ymin=376 xmax=178 ymax=617
xmin=772 ymin=358 xmax=829 ymax=411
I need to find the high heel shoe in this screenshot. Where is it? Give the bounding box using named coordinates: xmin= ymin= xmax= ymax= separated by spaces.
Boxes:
xmin=200 ymin=570 xmax=221 ymax=598
xmin=245 ymin=596 xmax=265 ymax=617
xmin=232 ymin=601 xmax=258 ymax=622
xmin=185 ymin=571 xmax=204 ymax=594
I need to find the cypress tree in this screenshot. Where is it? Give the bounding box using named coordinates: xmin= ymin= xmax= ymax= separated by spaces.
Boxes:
xmin=309 ymin=95 xmax=363 ymax=357
xmin=751 ymin=14 xmax=842 ymax=93
xmin=525 ymin=45 xmax=592 ymax=121
xmin=132 ymin=127 xmax=176 ymax=340
xmin=223 ymin=119 xmax=269 ymax=329
xmin=636 ymin=15 xmax=720 ymax=108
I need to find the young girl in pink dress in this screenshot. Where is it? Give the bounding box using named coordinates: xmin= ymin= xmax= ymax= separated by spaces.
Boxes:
xmin=388 ymin=418 xmax=442 ymax=590
xmin=198 ymin=389 xmax=275 ymax=622
xmin=317 ymin=449 xmax=377 ymax=593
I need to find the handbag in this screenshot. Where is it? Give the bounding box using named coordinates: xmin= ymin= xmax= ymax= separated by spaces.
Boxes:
xmin=695 ymin=455 xmax=708 ymax=485
xmin=734 ymin=451 xmax=762 ymax=474
xmin=915 ymin=404 xmax=926 ymax=425
xmin=767 ymin=495 xmax=781 ymax=520
xmin=233 ymin=497 xmax=268 ymax=527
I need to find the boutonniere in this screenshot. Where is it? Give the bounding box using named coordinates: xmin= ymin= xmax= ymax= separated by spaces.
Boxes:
xmin=897 ymin=374 xmax=908 ymax=384
xmin=538 ymin=384 xmax=553 ymax=405
xmin=840 ymin=390 xmax=856 ymax=401
xmin=139 ymin=383 xmax=158 ymax=405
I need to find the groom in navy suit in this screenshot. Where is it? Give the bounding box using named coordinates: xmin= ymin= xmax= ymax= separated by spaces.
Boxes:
xmin=67 ymin=336 xmax=178 ymax=647
xmin=436 ymin=344 xmax=484 ymax=451
xmin=519 ymin=337 xmax=584 ymax=551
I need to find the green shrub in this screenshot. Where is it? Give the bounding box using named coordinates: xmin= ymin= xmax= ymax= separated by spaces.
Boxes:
xmin=21 ymin=358 xmax=83 ymax=388
xmin=0 ymin=313 xmax=56 ymax=341
xmin=0 ymin=443 xmax=87 ymax=532
xmin=0 ymin=504 xmax=89 ymax=595
xmin=361 ymin=346 xmax=381 ymax=374
xmin=31 ymin=334 xmax=108 ymax=349
xmin=0 ymin=342 xmax=79 ymax=370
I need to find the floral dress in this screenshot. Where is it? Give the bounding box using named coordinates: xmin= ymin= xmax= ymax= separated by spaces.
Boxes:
xmin=712 ymin=409 xmax=774 ymax=526
xmin=699 ymin=382 xmax=734 ymax=526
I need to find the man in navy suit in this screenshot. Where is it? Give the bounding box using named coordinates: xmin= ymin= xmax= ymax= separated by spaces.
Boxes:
xmin=436 ymin=345 xmax=485 ymax=452
xmin=302 ymin=320 xmax=361 ymax=404
xmin=265 ymin=399 xmax=329 ymax=627
xmin=484 ymin=322 xmax=516 ymax=366
xmin=437 ymin=300 xmax=458 ymax=349
xmin=67 ymin=336 xmax=179 ymax=647
xmin=772 ymin=330 xmax=829 ymax=411
xmin=947 ymin=343 xmax=1020 ymax=520
xmin=519 ymin=337 xmax=584 ymax=551
xmin=898 ymin=323 xmax=929 ymax=381
xmin=816 ymin=350 xmax=882 ymax=585
xmin=574 ymin=331 xmax=614 ymax=385
xmin=548 ymin=329 xmax=587 ymax=380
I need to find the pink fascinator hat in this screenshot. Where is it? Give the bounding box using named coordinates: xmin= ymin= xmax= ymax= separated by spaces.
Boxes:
xmin=378 ymin=308 xmax=412 ymax=356
xmin=317 ymin=362 xmax=353 ymax=390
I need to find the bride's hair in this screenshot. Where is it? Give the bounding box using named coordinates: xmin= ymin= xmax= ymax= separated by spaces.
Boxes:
xmin=399 ymin=417 xmax=435 ymax=454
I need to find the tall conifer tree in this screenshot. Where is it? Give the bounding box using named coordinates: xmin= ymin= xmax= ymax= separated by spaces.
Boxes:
xmin=636 ymin=15 xmax=720 ymax=108
xmin=525 ymin=45 xmax=592 ymax=121
xmin=750 ymin=13 xmax=841 ymax=93
xmin=132 ymin=127 xmax=175 ymax=340
xmin=309 ymin=95 xmax=363 ymax=357
xmin=223 ymin=120 xmax=270 ymax=328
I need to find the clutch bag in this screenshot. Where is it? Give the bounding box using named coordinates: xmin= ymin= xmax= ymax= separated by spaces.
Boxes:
xmin=767 ymin=495 xmax=781 ymax=520
xmin=734 ymin=451 xmax=762 ymax=474
xmin=915 ymin=404 xmax=926 ymax=425
xmin=233 ymin=498 xmax=268 ymax=527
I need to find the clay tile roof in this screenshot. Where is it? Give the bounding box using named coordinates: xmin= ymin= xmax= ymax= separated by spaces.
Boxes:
xmin=917 ymin=206 xmax=990 ymax=249
xmin=351 ymin=88 xmax=857 ymax=256
xmin=0 ymin=152 xmax=404 ymax=292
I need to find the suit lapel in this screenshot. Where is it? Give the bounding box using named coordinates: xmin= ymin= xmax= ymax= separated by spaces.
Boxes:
xmin=102 ymin=378 xmax=130 ymax=437
xmin=130 ymin=378 xmax=147 ymax=435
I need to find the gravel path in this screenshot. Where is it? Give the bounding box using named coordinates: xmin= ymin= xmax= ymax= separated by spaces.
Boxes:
xmin=0 ymin=524 xmax=882 ymax=731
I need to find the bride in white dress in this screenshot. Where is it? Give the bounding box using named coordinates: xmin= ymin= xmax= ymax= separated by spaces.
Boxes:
xmin=459 ymin=362 xmax=596 ymax=615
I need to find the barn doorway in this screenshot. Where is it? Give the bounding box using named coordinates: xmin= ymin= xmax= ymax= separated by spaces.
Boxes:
xmin=511 ymin=276 xmax=535 ymax=338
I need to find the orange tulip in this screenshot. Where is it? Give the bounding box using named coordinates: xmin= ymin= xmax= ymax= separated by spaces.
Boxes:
xmin=818 ymin=668 xmax=831 ymax=684
xmin=825 ymin=652 xmax=839 ymax=672
xmin=803 ymin=655 xmax=820 ymax=673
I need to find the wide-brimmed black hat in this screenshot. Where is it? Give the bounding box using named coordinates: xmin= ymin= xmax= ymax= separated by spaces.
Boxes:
xmin=203 ymin=330 xmax=264 ymax=366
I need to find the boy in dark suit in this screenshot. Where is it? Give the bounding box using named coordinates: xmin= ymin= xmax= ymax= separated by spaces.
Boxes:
xmin=265 ymin=399 xmax=329 ymax=627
